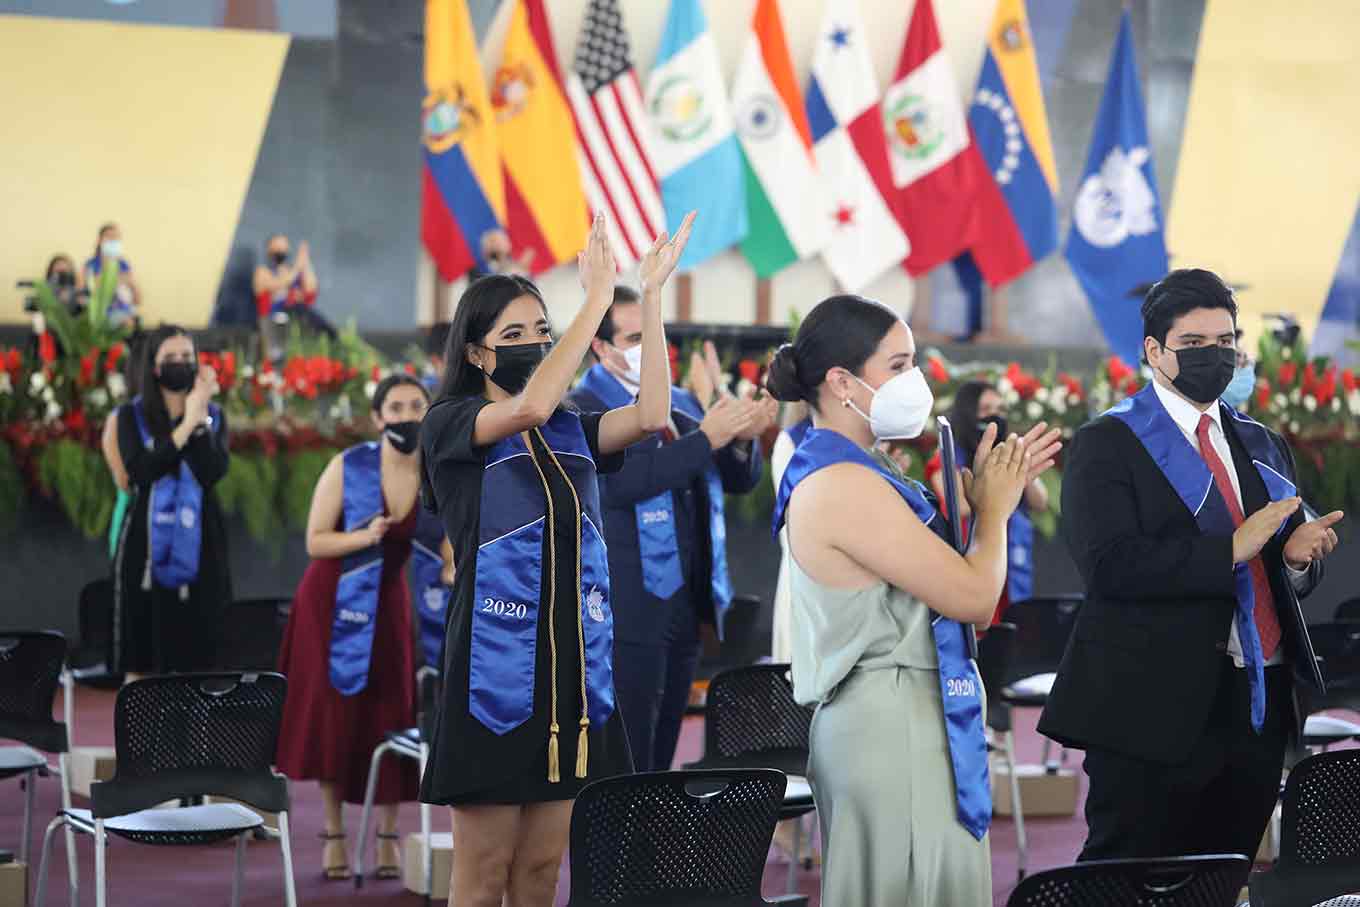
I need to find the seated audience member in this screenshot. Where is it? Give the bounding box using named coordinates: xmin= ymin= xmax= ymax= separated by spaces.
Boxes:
xmin=465 ymin=228 xmax=534 ymax=283
xmin=254 ymin=234 xmax=334 ymax=357
xmin=83 ymin=222 xmax=141 ymax=326
xmin=46 ymin=254 xmax=81 ymax=311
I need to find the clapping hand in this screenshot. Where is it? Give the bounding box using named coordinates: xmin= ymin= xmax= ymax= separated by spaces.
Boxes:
xmin=734 ymin=388 xmax=777 ymax=442
xmin=639 ymin=211 xmax=696 ymax=294
xmin=184 ymin=364 xmax=217 ymax=428
xmin=578 ymin=214 xmax=618 ymax=297
xmin=1282 ymin=509 xmax=1344 ymax=569
xmin=1017 ymin=421 xmax=1062 ymax=484
xmin=963 ymin=426 xmax=1031 ymax=521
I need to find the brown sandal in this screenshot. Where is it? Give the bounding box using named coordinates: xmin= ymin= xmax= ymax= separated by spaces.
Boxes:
xmin=319 ymin=832 xmax=352 ymax=881
xmin=375 ymin=831 xmax=402 ymax=880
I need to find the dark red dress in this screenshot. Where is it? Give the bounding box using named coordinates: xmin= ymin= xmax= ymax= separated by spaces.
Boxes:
xmin=275 ymin=505 xmax=419 ymax=805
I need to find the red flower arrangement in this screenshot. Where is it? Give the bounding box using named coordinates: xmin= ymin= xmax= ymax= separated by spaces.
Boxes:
xmin=1004 ymin=362 xmax=1042 ymax=400
xmin=927 ymin=356 xmax=950 ymax=384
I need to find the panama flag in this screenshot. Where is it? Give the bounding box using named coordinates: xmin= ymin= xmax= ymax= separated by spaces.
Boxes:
xmin=732 ymin=0 xmax=829 ymax=277
xmin=883 ymin=0 xmax=980 ymax=276
xmin=421 ymin=0 xmax=505 ymax=281
xmin=1064 ymin=9 xmax=1168 ymax=366
xmin=963 ymin=0 xmax=1060 ymax=286
xmin=803 ymin=0 xmax=909 ymax=291
xmin=646 ymin=0 xmax=748 ymax=270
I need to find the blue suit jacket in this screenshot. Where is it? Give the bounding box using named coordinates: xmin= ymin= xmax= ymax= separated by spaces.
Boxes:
xmin=569 ymin=383 xmax=763 ymax=645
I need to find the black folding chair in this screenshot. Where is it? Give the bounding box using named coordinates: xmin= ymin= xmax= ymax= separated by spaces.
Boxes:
xmin=1250 ymin=750 xmax=1360 ymax=907
xmin=683 ymin=664 xmax=817 ymax=892
xmin=1333 ymin=598 xmax=1360 ymax=623
xmin=0 ymin=631 xmax=76 ymax=894
xmin=34 ymin=673 xmax=297 ymax=907
xmin=1006 ymin=854 xmax=1251 ymax=906
xmin=1298 ymin=623 xmax=1360 ymax=750
xmin=355 ymin=667 xmax=441 ymax=898
xmin=977 ymin=623 xmax=1032 ymax=876
xmin=567 ymin=768 xmax=805 ymax=907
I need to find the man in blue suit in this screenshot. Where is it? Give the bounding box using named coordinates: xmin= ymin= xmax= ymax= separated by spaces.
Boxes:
xmin=571 ymin=286 xmax=773 ymax=772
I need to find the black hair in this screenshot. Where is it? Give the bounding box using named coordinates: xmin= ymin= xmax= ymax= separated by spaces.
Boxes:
xmin=949 ymin=379 xmax=999 ymax=465
xmin=372 ymin=373 xmax=429 ymax=413
xmin=426 ymin=321 xmax=452 ymax=359
xmin=137 ymin=324 xmax=196 ymax=440
xmin=94 ymin=222 xmax=117 ymax=260
xmin=436 ymin=274 xmax=547 ymax=401
xmin=766 ymin=294 xmax=899 ymax=411
xmin=1140 ymin=268 xmax=1238 ymax=363
xmin=595 ymin=285 xmax=641 ymax=344
xmin=46 ymin=254 xmax=74 ymax=281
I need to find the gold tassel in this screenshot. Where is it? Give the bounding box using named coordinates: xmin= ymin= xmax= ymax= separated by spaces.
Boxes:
xmin=548 ymin=724 xmax=560 ymax=783
xmin=575 ymin=718 xmax=590 ymax=779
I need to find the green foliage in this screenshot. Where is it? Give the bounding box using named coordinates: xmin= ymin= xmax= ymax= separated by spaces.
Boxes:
xmin=216 ymin=454 xmax=284 ymax=547
xmin=282 ymin=448 xmax=337 ymax=531
xmin=0 ymin=439 xmax=22 ymax=535
xmin=726 ymin=459 xmax=774 ymax=526
xmin=29 ymin=268 xmax=130 ymax=356
xmin=37 ymin=440 xmax=114 ymax=539
xmin=1029 ymin=469 xmax=1063 ymax=541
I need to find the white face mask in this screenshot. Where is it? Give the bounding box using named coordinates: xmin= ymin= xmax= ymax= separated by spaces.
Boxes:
xmin=615 ymin=343 xmax=643 ymax=388
xmin=100 ymin=239 xmax=123 ymax=259
xmin=847 ymin=366 xmax=934 ymax=440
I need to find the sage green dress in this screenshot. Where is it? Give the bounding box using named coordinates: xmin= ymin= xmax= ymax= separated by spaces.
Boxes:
xmin=790 ymin=558 xmax=992 ymax=906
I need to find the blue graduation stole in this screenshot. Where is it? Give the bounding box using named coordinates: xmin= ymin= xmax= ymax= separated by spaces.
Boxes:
xmin=772 ymin=428 xmax=992 ymax=841
xmin=784 ymin=417 xmax=812 ymax=449
xmin=471 ymin=409 xmax=615 ymax=737
xmin=575 ymin=365 xmax=734 ymax=628
xmin=330 ymin=442 xmax=385 ymax=696
xmin=130 ymin=397 xmax=210 ymax=593
xmin=1108 ymin=386 xmax=1296 ymax=731
xmin=412 ymin=507 xmax=451 ymax=669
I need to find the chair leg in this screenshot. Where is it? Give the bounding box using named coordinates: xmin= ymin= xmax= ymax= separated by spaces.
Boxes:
xmin=33 ymin=815 xmax=66 ymax=907
xmin=784 ymin=816 xmax=803 ymax=894
xmin=354 ymin=741 xmax=392 ymax=888
xmin=1006 ymin=730 xmax=1028 ymax=880
xmin=420 ymin=743 xmax=432 ymax=907
xmin=231 ymin=832 xmax=247 ymax=907
xmin=21 ymin=767 xmax=36 ymax=867
xmin=94 ymin=819 xmax=106 ymax=907
xmin=58 ymin=752 xmax=77 ymax=903
xmin=278 ymin=811 xmax=298 ymax=907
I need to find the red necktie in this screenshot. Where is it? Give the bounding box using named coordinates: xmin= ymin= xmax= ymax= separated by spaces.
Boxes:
xmin=1196 ymin=413 xmax=1281 ymax=659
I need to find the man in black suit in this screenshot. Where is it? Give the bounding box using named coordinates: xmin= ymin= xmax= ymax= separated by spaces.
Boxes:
xmin=570 ymin=287 xmax=774 ymax=772
xmin=1040 ymin=269 xmax=1344 ymax=862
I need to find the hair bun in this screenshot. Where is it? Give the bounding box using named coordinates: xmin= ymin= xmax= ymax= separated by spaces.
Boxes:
xmin=765 ymin=343 xmax=806 ymax=403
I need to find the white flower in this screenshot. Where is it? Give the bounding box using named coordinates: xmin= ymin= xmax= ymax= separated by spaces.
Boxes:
xmin=1289 ymin=420 xmax=1301 ymax=434
xmin=241 ymin=365 xmax=256 ymax=380
xmin=88 ymin=388 xmax=109 ymax=408
xmin=1331 ymin=397 xmax=1341 ymax=413
xmin=1068 ymin=393 xmax=1081 ymax=407
xmin=1348 ymin=391 xmax=1360 ymax=415
xmin=1034 ymin=387 xmax=1050 ymax=403
xmin=1289 ymin=388 xmax=1301 ymax=405
xmin=44 ymin=400 xmax=62 ymax=423
xmin=41 ymin=386 xmax=55 ymax=403
xmin=735 ymin=378 xmax=756 ymax=399
xmin=997 ymin=378 xmax=1014 ymax=395
xmin=1273 ymin=394 xmax=1288 ymax=410
xmin=1004 ymin=390 xmax=1020 ymax=406
xmin=1026 ymin=401 xmax=1043 ymax=419
xmin=1051 ymin=395 xmax=1067 ymax=414
xmin=0 ymin=372 xmax=10 ymax=395
xmin=107 ymin=372 xmax=127 ymax=399
xmin=328 ymin=404 xmax=344 ymax=420
xmin=364 ymin=380 xmax=378 ymax=399
xmin=1303 ymin=395 xmax=1317 ymax=412
xmin=29 ymin=371 xmax=46 ymax=393
xmin=1281 ymin=346 xmax=1293 ymax=360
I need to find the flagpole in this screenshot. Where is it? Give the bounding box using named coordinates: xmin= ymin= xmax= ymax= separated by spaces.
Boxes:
xmin=676 ymin=273 xmax=694 ymax=322
xmin=755 ymin=278 xmax=772 ymax=326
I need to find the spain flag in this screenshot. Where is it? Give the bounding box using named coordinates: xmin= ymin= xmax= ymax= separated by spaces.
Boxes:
xmin=421 ymin=0 xmax=505 ymax=282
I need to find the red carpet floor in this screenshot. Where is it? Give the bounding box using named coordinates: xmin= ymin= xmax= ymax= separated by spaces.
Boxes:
xmin=7 ymin=686 xmax=1088 ymax=905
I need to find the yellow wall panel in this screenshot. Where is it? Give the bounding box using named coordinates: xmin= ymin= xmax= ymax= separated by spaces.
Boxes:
xmin=1168 ymin=0 xmax=1360 ymax=346
xmin=0 ymin=16 xmax=288 ymax=326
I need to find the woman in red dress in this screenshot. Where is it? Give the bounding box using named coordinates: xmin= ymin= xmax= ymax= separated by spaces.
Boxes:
xmin=276 ymin=374 xmax=436 ymax=880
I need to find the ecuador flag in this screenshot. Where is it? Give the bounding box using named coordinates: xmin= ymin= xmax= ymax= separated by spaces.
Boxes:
xmin=421 ymin=0 xmax=505 ymax=282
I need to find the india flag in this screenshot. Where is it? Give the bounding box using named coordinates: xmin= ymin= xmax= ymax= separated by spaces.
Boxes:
xmin=732 ymin=0 xmax=829 ymax=277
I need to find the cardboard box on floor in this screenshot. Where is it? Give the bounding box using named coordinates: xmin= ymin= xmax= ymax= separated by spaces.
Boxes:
xmin=0 ymin=858 xmax=25 ymax=907
xmin=991 ymin=762 xmax=1081 ymax=817
xmin=403 ymin=832 xmax=451 ymax=899
xmin=68 ymin=746 xmax=117 ymax=799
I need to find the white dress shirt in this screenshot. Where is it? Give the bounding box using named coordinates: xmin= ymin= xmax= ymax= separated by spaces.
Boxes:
xmin=1151 ymin=381 xmax=1300 ymax=667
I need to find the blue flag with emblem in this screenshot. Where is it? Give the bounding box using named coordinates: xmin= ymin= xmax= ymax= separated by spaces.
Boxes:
xmin=772 ymin=427 xmax=991 ymax=840
xmin=330 ymin=442 xmax=385 ymax=696
xmin=1064 ymin=10 xmax=1168 ymax=366
xmin=130 ymin=397 xmax=211 ymax=593
xmin=1108 ymin=386 xmax=1297 ymax=731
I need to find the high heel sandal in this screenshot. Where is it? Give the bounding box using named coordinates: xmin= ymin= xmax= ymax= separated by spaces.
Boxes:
xmin=319 ymin=831 xmax=352 ymax=881
xmin=375 ymin=831 xmax=402 ymax=880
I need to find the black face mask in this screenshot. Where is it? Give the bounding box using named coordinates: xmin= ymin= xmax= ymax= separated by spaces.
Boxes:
xmin=482 ymin=342 xmax=550 ymax=394
xmin=51 ymin=271 xmax=75 ymax=289
xmin=383 ymin=420 xmax=421 ymax=455
xmin=269 ymin=251 xmax=289 ymax=267
xmin=978 ymin=413 xmax=1009 ymax=441
xmin=156 ymin=361 xmax=197 ymax=393
xmin=1161 ymin=344 xmax=1236 ymax=404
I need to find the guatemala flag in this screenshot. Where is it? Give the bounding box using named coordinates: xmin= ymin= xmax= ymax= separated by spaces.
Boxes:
xmin=1064 ymin=10 xmax=1168 ymax=365
xmin=646 ymin=0 xmax=748 ymax=269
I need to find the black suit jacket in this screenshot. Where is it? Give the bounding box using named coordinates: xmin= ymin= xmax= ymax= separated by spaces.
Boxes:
xmin=568 ymin=385 xmax=763 ymax=646
xmin=1037 ymin=406 xmax=1324 ymax=765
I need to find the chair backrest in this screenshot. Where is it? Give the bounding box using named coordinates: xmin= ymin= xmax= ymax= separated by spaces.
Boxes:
xmin=1279 ymin=749 xmax=1360 ymax=870
xmin=1300 ymin=622 xmax=1360 ymax=714
xmin=1005 ymin=855 xmax=1251 ymax=907
xmin=1005 ymin=595 xmax=1083 ymax=683
xmin=92 ymin=672 xmax=289 ymax=818
xmin=218 ymin=597 xmax=292 ymax=671
xmin=976 ymin=623 xmax=1017 ymax=732
xmin=0 ymin=631 xmax=68 ymax=754
xmin=699 ymin=664 xmax=812 ymax=777
xmin=1334 ymin=598 xmax=1360 ymax=623
xmin=568 ymin=769 xmax=785 ymax=907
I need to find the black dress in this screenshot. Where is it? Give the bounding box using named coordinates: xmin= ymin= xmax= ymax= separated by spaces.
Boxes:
xmin=418 ymin=397 xmax=633 ymax=805
xmin=111 ymin=403 xmax=232 ymax=674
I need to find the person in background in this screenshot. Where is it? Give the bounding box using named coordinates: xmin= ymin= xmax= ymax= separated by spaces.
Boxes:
xmin=82 ymin=223 xmax=141 ymax=325
xmin=571 ymin=287 xmax=774 ymax=774
xmin=1221 ymin=327 xmax=1257 ymax=411
xmin=466 ymin=228 xmax=535 ymax=284
xmin=766 ymin=294 xmax=1061 ymax=905
xmin=419 ymin=213 xmax=689 ymax=907
xmin=46 ymin=255 xmax=81 ymax=312
xmin=275 ymin=374 xmax=430 ymax=881
xmin=109 ymin=325 xmax=231 ymax=680
xmin=254 ymin=233 xmax=329 ymax=358
xmin=926 ymin=380 xmax=1049 ymax=621
xmin=424 ymin=321 xmax=452 ymax=389
xmin=770 ymin=401 xmax=810 ymax=665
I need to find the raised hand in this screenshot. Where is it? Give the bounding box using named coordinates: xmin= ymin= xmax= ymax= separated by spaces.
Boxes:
xmin=689 ymin=348 xmax=716 ymax=411
xmin=639 ymin=211 xmax=696 ymax=293
xmin=1232 ymin=497 xmax=1302 ymax=565
xmin=1019 ymin=421 xmax=1063 ymax=483
xmin=578 ymin=214 xmax=618 ymax=296
xmin=968 ymin=432 xmax=1030 ymax=522
xmin=1283 ymin=509 xmax=1344 ymax=568
xmin=699 ymin=395 xmax=753 ymax=450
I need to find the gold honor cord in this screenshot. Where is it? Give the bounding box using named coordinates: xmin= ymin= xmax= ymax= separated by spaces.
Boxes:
xmin=522 ymin=432 xmax=563 ymax=783
xmin=534 ymin=427 xmax=591 ymax=780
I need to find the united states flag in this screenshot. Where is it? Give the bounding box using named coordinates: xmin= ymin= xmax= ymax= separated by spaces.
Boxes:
xmin=565 ymin=0 xmax=665 ymax=269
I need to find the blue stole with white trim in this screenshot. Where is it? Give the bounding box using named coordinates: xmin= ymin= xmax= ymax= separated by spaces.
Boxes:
xmin=1108 ymin=385 xmax=1296 ymax=731
xmin=575 ymin=364 xmax=734 ymax=626
xmin=330 ymin=442 xmax=385 ymax=696
xmin=130 ymin=397 xmax=211 ymax=592
xmin=412 ymin=507 xmax=451 ymax=669
xmin=471 ymin=409 xmax=615 ymax=735
xmin=772 ymin=428 xmax=992 ymax=841
xmin=784 ymin=418 xmax=812 ymax=449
